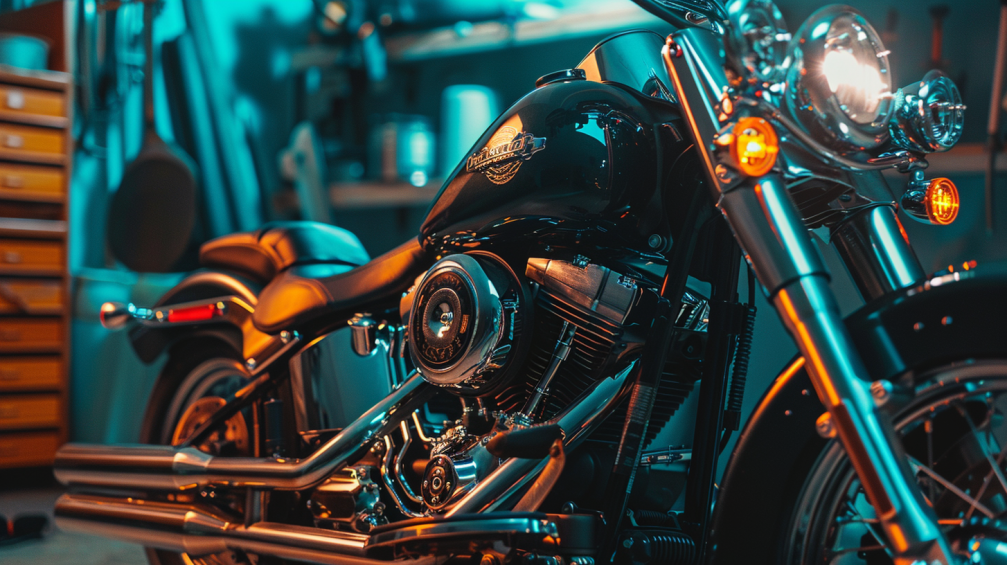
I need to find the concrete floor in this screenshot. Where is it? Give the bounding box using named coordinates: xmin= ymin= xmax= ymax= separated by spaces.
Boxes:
xmin=0 ymin=470 xmax=147 ymax=565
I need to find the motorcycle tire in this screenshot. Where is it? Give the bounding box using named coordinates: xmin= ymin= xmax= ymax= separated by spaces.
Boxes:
xmin=776 ymin=359 xmax=1007 ymax=564
xmin=139 ymin=339 xmax=279 ymax=565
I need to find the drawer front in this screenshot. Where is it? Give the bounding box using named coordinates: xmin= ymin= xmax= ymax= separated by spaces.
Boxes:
xmin=0 ymin=357 xmax=61 ymax=391
xmin=0 ymin=318 xmax=62 ymax=352
xmin=0 ymin=431 xmax=59 ymax=468
xmin=0 ymin=86 xmax=65 ymax=118
xmin=0 ymin=123 xmax=64 ymax=157
xmin=0 ymin=239 xmax=63 ymax=272
xmin=0 ymin=279 xmax=63 ymax=314
xmin=0 ymin=394 xmax=60 ymax=430
xmin=0 ymin=163 xmax=63 ymax=196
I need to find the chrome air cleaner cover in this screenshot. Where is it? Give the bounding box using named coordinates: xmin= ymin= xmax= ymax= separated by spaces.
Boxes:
xmin=405 ymin=253 xmax=527 ymax=394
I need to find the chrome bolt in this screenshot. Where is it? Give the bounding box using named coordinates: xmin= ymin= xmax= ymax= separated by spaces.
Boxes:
xmin=816 ymin=412 xmax=836 ymax=439
xmin=216 ymin=302 xmax=228 ymax=315
xmin=647 ymin=234 xmax=664 ymax=249
xmin=280 ymin=330 xmax=292 ymax=343
xmin=245 ymin=358 xmax=257 ymax=370
xmin=871 ymin=380 xmax=892 ymax=406
xmin=622 ymin=538 xmax=634 ymax=549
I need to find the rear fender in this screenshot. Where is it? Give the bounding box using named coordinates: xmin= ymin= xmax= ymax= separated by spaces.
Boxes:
xmin=129 ymin=270 xmax=268 ymax=363
xmin=709 ymin=267 xmax=1007 ymax=564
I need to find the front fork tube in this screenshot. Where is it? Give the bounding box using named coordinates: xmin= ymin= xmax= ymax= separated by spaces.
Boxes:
xmin=719 ymin=175 xmax=953 ymax=563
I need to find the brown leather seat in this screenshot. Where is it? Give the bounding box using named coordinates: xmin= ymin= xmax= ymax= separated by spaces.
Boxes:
xmin=252 ymin=237 xmax=426 ymax=334
xmin=199 ymin=221 xmax=370 ymax=283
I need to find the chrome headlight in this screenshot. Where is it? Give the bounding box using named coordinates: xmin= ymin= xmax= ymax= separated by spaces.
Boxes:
xmin=889 ymin=70 xmax=965 ymax=153
xmin=724 ymin=0 xmax=790 ymax=85
xmin=785 ymin=5 xmax=893 ymax=149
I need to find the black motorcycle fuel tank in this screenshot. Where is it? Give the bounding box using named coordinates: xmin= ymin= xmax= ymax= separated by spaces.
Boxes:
xmin=419 ymin=76 xmax=682 ymax=248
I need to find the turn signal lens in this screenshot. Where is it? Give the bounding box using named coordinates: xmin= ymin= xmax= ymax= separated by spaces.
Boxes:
xmin=732 ymin=117 xmax=779 ymax=177
xmin=924 ymin=177 xmax=959 ymax=225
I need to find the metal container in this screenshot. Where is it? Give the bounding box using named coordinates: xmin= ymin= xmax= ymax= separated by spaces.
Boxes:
xmin=0 ymin=33 xmax=50 ymax=71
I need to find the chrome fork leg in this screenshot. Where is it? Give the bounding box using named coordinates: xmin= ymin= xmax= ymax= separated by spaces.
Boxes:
xmin=719 ymin=175 xmax=953 ymax=564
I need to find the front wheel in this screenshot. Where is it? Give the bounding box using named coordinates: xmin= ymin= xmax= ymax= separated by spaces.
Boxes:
xmin=779 ymin=360 xmax=1007 ymax=564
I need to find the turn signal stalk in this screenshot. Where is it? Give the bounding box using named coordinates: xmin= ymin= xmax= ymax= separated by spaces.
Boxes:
xmin=901 ymin=172 xmax=959 ymax=225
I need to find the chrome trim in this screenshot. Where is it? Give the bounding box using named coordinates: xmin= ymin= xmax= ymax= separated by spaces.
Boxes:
xmin=447 ymin=361 xmax=634 ymax=515
xmin=55 ymin=373 xmax=434 ymax=491
xmin=831 ymin=206 xmax=925 ymax=301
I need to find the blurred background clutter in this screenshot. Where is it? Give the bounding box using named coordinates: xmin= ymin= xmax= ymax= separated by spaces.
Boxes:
xmin=0 ymin=0 xmax=1005 ymax=562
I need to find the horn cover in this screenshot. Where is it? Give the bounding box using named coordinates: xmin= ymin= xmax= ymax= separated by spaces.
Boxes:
xmin=406 ymin=253 xmax=527 ymax=395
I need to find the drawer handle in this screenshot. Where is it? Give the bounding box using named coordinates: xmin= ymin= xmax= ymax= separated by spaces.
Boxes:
xmin=2 ymin=134 xmax=24 ymax=149
xmin=0 ymin=405 xmax=20 ymax=419
xmin=0 ymin=329 xmax=22 ymax=342
xmin=3 ymin=250 xmax=22 ymax=264
xmin=0 ymin=369 xmax=19 ymax=381
xmin=5 ymin=90 xmax=25 ymax=110
xmin=2 ymin=175 xmax=23 ymax=188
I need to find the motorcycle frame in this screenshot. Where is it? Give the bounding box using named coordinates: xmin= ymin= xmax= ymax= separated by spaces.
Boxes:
xmin=663 ymin=26 xmax=953 ymax=563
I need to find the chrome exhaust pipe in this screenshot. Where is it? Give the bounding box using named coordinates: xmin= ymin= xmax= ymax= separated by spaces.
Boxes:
xmin=55 ymin=373 xmax=434 ymax=491
xmin=54 ymin=493 xmax=432 ymax=565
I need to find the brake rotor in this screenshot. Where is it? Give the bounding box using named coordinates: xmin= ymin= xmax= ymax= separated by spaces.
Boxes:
xmin=170 ymin=396 xmax=249 ymax=456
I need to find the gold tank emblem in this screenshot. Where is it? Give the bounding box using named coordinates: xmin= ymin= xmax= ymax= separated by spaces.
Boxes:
xmin=466 ymin=125 xmax=546 ymax=185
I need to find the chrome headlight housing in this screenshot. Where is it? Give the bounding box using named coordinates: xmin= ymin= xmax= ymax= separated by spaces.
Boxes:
xmin=724 ymin=0 xmax=790 ymax=85
xmin=889 ymin=70 xmax=965 ymax=153
xmin=785 ymin=5 xmax=894 ymax=150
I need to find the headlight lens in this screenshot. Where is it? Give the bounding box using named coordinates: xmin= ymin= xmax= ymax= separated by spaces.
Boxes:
xmin=724 ymin=0 xmax=790 ymax=84
xmin=785 ymin=5 xmax=893 ymax=149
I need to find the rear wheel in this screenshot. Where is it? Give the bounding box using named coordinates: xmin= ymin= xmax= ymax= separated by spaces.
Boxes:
xmin=140 ymin=341 xmax=267 ymax=565
xmin=780 ymin=360 xmax=1007 ymax=564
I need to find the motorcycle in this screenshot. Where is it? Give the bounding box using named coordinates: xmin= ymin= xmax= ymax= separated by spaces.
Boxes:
xmin=52 ymin=0 xmax=998 ymax=563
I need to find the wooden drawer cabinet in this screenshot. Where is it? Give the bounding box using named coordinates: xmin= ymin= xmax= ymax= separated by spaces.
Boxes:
xmin=0 ymin=123 xmax=64 ymax=162
xmin=0 ymin=238 xmax=63 ymax=274
xmin=0 ymin=357 xmax=60 ymax=391
xmin=0 ymin=394 xmax=59 ymax=430
xmin=0 ymin=60 xmax=74 ymax=467
xmin=0 ymin=431 xmax=58 ymax=468
xmin=0 ymin=279 xmax=63 ymax=314
xmin=0 ymin=85 xmax=65 ymax=119
xmin=0 ymin=318 xmax=62 ymax=352
xmin=0 ymin=163 xmax=63 ymax=201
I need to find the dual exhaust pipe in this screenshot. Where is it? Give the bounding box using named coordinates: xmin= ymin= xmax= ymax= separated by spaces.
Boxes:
xmin=54 ymin=367 xmax=632 ymax=563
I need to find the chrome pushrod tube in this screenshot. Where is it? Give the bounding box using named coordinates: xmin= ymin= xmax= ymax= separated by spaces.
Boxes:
xmin=54 ymin=493 xmax=435 ymax=565
xmin=446 ymin=361 xmax=635 ymax=516
xmin=830 ymin=205 xmax=926 ymax=302
xmin=55 ymin=373 xmax=434 ymax=491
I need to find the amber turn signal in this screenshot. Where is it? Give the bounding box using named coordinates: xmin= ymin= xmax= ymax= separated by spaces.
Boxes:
xmin=901 ymin=175 xmax=960 ymax=225
xmin=924 ymin=177 xmax=959 ymax=225
xmin=731 ymin=117 xmax=779 ymax=177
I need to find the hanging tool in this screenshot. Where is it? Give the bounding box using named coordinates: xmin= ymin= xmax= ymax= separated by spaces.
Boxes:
xmin=107 ymin=0 xmax=198 ymax=272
